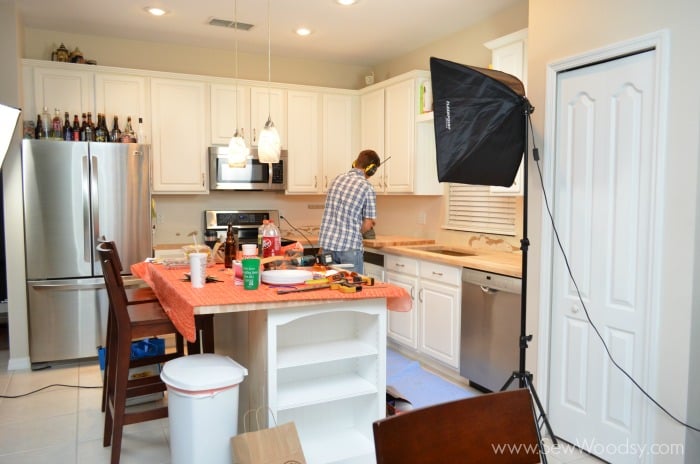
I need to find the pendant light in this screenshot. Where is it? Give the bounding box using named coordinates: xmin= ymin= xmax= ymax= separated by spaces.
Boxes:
xmin=227 ymin=0 xmax=249 ymax=167
xmin=257 ymin=0 xmax=281 ymax=164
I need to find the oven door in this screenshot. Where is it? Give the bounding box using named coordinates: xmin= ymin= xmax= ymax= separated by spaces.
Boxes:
xmin=209 ymin=147 xmax=286 ymax=190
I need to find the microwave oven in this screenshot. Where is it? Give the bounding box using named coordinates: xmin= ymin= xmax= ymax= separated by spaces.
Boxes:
xmin=209 ymin=146 xmax=287 ymax=191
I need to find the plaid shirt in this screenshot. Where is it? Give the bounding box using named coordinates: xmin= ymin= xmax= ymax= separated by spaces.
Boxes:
xmin=319 ymin=168 xmax=377 ymax=251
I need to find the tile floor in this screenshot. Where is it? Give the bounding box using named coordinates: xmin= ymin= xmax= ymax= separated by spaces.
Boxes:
xmin=0 ymin=324 xmax=605 ymax=464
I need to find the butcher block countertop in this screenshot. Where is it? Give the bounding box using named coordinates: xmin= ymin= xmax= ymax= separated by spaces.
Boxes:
xmin=362 ymin=235 xmax=435 ymax=248
xmin=379 ymin=244 xmax=522 ymax=278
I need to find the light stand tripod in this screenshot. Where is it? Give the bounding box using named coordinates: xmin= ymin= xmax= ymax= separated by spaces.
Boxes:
xmin=499 ymin=101 xmax=557 ymax=461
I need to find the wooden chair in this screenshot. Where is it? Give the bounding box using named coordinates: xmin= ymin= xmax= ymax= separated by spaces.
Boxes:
xmin=97 ymin=241 xmax=186 ymax=464
xmin=373 ymin=389 xmax=543 ymax=464
xmin=100 ymin=240 xmax=161 ymax=413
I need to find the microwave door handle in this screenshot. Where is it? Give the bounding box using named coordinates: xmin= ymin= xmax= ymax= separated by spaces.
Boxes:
xmin=268 ymin=162 xmax=273 ymax=188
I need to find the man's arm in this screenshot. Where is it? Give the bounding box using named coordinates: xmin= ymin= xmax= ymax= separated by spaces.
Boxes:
xmin=361 ymin=218 xmax=376 ymax=234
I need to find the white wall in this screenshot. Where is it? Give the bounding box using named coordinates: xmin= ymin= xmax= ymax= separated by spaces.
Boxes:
xmin=0 ymin=0 xmax=31 ymax=370
xmin=527 ymin=0 xmax=700 ymax=461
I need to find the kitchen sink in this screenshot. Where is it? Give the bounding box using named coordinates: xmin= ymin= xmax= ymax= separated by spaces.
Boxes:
xmin=424 ymin=249 xmax=475 ymax=257
xmin=409 ymin=245 xmax=476 ymax=257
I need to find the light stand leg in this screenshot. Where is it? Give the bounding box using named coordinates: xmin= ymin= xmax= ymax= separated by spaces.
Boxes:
xmin=500 ymin=102 xmax=558 ymax=462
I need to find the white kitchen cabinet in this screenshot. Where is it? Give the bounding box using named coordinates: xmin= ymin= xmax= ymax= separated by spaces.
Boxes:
xmin=210 ymin=82 xmax=250 ymax=146
xmin=485 ymin=28 xmax=528 ymax=195
xmin=360 ymin=72 xmax=442 ymax=195
xmin=250 ymin=86 xmax=286 ymax=149
xmin=150 ymin=77 xmax=208 ymax=193
xmin=360 ymin=88 xmax=385 ymax=192
xmin=321 ymin=93 xmax=358 ymax=193
xmin=286 ymin=90 xmax=320 ymax=193
xmin=286 ymin=91 xmax=358 ymax=194
xmin=385 ymin=255 xmax=418 ymax=349
xmin=418 ymin=261 xmax=461 ymax=368
xmin=30 ymin=63 xmax=95 ymax=121
xmin=94 ymin=72 xmax=149 ymax=142
xmin=385 ymin=254 xmax=461 ymax=369
xmin=246 ymin=300 xmax=386 ymax=464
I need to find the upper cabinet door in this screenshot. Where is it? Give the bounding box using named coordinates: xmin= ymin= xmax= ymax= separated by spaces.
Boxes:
xmin=286 ymin=90 xmax=320 ymax=193
xmin=210 ymin=83 xmax=251 ymax=147
xmin=250 ymin=86 xmax=286 ymax=148
xmin=33 ymin=65 xmax=94 ymax=119
xmin=383 ymin=79 xmax=414 ymax=193
xmin=322 ymin=93 xmax=357 ymax=193
xmin=150 ymin=77 xmax=208 ymax=193
xmin=360 ymin=88 xmax=385 ymax=191
xmin=94 ymin=73 xmax=148 ymax=142
xmin=485 ymin=28 xmax=527 ymax=195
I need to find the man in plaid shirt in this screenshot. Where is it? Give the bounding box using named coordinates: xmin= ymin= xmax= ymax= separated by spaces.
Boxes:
xmin=319 ymin=149 xmax=381 ymax=274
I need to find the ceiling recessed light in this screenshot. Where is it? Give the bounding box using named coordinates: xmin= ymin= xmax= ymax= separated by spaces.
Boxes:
xmin=296 ymin=27 xmax=312 ymax=37
xmin=145 ymin=7 xmax=168 ymax=16
xmin=336 ymin=0 xmax=358 ymax=6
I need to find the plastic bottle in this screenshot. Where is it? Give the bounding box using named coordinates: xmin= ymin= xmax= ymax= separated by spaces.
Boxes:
xmin=261 ymin=220 xmax=281 ymax=258
xmin=257 ymin=219 xmax=269 ymax=257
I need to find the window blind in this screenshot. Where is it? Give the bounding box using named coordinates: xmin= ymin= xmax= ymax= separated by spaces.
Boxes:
xmin=446 ymin=184 xmax=517 ymax=236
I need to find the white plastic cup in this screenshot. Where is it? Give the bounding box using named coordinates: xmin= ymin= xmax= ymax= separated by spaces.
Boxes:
xmin=241 ymin=243 xmax=257 ymax=257
xmin=189 ymin=252 xmax=207 ymax=288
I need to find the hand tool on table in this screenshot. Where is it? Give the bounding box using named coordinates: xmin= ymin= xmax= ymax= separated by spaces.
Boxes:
xmin=276 ymin=279 xmax=363 ymax=294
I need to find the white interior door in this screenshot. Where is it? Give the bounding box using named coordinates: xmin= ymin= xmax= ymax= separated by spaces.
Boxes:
xmin=548 ymin=50 xmax=657 ymax=462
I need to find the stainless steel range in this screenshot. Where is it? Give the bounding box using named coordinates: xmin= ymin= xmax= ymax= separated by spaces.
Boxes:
xmin=204 ymin=210 xmax=282 ymax=248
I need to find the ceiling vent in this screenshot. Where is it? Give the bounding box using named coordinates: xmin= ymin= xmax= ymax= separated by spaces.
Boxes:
xmin=208 ymin=18 xmax=254 ymax=31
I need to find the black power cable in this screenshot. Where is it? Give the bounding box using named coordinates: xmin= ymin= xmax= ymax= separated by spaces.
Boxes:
xmin=0 ymin=383 xmax=101 ymax=399
xmin=279 ymin=215 xmax=315 ymax=251
xmin=529 ymin=117 xmax=699 ymax=433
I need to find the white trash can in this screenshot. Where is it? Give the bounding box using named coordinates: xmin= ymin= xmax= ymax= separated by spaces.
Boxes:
xmin=161 ymin=353 xmax=248 ymax=464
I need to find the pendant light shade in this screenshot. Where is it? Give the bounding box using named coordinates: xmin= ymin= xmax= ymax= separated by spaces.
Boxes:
xmin=227 ymin=0 xmax=249 ymax=168
xmin=258 ymin=0 xmax=281 ymax=163
xmin=258 ymin=116 xmax=280 ymax=163
xmin=227 ymin=130 xmax=249 ymax=167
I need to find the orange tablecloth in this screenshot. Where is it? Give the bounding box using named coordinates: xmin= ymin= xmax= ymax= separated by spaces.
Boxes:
xmin=131 ymin=261 xmax=412 ymax=343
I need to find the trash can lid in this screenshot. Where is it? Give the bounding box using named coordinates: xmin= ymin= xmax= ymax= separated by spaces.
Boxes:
xmin=161 ymin=354 xmax=248 ymax=391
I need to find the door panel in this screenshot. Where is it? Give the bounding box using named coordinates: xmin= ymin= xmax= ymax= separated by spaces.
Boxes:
xmin=549 ymin=50 xmax=656 ymax=462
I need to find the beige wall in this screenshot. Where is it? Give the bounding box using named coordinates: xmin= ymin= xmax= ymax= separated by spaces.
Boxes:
xmin=528 ymin=0 xmax=700 ymax=460
xmin=23 ymin=28 xmax=372 ymax=90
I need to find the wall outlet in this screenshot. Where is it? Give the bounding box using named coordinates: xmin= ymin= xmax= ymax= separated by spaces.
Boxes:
xmin=157 ymin=213 xmax=165 ymax=224
xmin=308 ymin=204 xmax=324 ymax=210
xmin=417 ymin=212 xmax=427 ymax=225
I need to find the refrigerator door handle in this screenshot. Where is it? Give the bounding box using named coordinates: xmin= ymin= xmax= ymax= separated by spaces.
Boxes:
xmin=83 ymin=155 xmax=92 ymax=264
xmin=92 ymin=154 xmax=101 ymax=242
xmin=30 ymin=280 xmax=106 ymax=291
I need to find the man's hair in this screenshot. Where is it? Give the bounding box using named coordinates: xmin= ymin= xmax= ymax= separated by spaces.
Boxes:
xmin=355 ymin=149 xmax=381 ymax=169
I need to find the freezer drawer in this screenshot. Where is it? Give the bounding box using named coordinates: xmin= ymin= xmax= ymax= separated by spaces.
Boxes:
xmin=27 ymin=278 xmax=110 ymax=364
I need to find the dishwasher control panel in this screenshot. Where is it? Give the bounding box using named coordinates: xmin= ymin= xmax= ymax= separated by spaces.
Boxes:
xmin=461 ymin=268 xmax=521 ymax=293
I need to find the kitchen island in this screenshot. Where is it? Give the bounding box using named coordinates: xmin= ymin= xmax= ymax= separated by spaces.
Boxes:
xmin=132 ymin=262 xmax=410 ymax=464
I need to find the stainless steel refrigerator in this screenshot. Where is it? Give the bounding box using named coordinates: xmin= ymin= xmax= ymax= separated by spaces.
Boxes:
xmin=22 ymin=140 xmax=152 ymax=364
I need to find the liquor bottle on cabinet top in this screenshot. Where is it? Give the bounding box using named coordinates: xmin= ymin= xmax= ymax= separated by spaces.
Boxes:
xmin=72 ymin=115 xmax=80 ymax=141
xmin=41 ymin=107 xmax=51 ymax=138
xmin=63 ymin=112 xmax=72 ymax=141
xmin=121 ymin=116 xmax=135 ymax=143
xmin=94 ymin=114 xmax=108 ymax=142
xmin=85 ymin=112 xmax=95 ymax=141
xmin=34 ymin=114 xmax=46 ymax=139
xmin=51 ymin=109 xmax=62 ymax=140
xmin=79 ymin=113 xmax=87 ymax=141
xmin=110 ymin=116 xmax=121 ymax=143
xmin=137 ymin=117 xmax=146 ymax=143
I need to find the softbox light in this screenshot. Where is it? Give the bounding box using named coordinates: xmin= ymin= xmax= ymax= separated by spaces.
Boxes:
xmin=430 ymin=57 xmax=529 ymax=186
xmin=0 ymin=103 xmax=21 ymax=168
